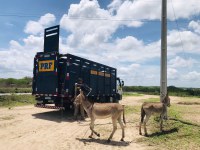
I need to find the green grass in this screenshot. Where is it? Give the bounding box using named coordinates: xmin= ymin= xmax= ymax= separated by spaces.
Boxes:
xmin=0 ymin=77 xmax=32 ymax=88
xmin=123 ymin=92 xmax=144 ymax=97
xmin=136 ymin=102 xmax=200 ymax=150
xmin=142 ymin=98 xmax=160 ymax=103
xmin=0 ymin=94 xmax=35 ymax=108
xmin=0 ymin=87 xmax=32 ymax=93
xmin=124 ymin=105 xmax=140 ymax=115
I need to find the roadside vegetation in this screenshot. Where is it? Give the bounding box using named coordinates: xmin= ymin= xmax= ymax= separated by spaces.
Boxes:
xmin=123 ymin=92 xmax=144 ymax=97
xmin=0 ymin=77 xmax=32 ymax=88
xmin=0 ymin=77 xmax=32 ymax=93
xmin=0 ymin=77 xmax=34 ymax=108
xmin=1 ymin=77 xmax=200 ymax=97
xmin=123 ymin=86 xmax=200 ymax=97
xmin=0 ymin=87 xmax=32 ymax=93
xmin=0 ymin=94 xmax=35 ymax=108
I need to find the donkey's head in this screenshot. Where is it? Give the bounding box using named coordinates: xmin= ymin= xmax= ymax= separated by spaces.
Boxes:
xmin=79 ymin=89 xmax=86 ymax=99
xmin=79 ymin=89 xmax=90 ymax=102
xmin=162 ymin=93 xmax=170 ymax=107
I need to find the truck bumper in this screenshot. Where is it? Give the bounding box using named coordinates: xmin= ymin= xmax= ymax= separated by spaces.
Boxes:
xmin=34 ymin=104 xmax=65 ymax=110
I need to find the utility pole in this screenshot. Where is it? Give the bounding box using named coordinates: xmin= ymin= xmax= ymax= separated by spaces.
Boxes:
xmin=160 ymin=0 xmax=167 ymax=102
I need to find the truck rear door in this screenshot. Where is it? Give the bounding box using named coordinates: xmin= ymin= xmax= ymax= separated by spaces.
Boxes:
xmin=33 ymin=52 xmax=59 ymax=95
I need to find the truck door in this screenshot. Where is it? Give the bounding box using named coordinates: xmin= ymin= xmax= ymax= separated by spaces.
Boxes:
xmin=33 ymin=52 xmax=59 ymax=95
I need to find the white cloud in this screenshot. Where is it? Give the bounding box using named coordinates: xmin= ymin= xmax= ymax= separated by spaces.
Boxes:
xmin=168 ymin=68 xmax=179 ymax=80
xmin=169 ymin=56 xmax=197 ymax=68
xmin=183 ymin=71 xmax=200 ymax=81
xmin=39 ymin=13 xmax=56 ymax=26
xmin=115 ymin=36 xmax=143 ymax=51
xmin=117 ymin=63 xmax=160 ymax=86
xmin=0 ymin=13 xmax=56 ymax=78
xmin=0 ymin=36 xmax=43 ymax=78
xmin=9 ymin=40 xmax=23 ymax=50
xmin=119 ymin=63 xmax=140 ymax=74
xmin=115 ymin=0 xmax=200 ymax=21
xmin=60 ymin=0 xmax=150 ymax=51
xmin=168 ymin=30 xmax=200 ymax=55
xmin=107 ymin=0 xmax=122 ymax=15
xmin=23 ymin=35 xmax=43 ymax=49
xmin=59 ymin=0 xmax=200 ymax=65
xmin=116 ymin=0 xmax=160 ymax=20
xmin=109 ymin=36 xmax=160 ymax=63
xmin=60 ymin=0 xmax=119 ymax=49
xmin=189 ymin=20 xmax=200 ymax=34
xmin=167 ymin=0 xmax=200 ymax=20
xmin=24 ymin=21 xmax=43 ymax=35
xmin=126 ymin=21 xmax=143 ymax=27
xmin=24 ymin=13 xmax=56 ymax=35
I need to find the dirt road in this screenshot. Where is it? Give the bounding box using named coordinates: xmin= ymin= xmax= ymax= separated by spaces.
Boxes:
xmin=0 ymin=95 xmax=159 ymax=150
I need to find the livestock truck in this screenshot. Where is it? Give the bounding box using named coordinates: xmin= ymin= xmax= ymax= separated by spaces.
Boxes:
xmin=32 ymin=25 xmax=124 ymax=110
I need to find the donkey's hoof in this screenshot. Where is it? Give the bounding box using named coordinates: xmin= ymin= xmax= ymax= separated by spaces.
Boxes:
xmin=120 ymin=138 xmax=124 ymax=142
xmin=164 ymin=116 xmax=168 ymax=120
xmin=97 ymin=133 xmax=100 ymax=137
xmin=139 ymin=132 xmax=142 ymax=135
xmin=144 ymin=133 xmax=149 ymax=137
xmin=107 ymin=139 xmax=111 ymax=143
xmin=89 ymin=135 xmax=93 ymax=138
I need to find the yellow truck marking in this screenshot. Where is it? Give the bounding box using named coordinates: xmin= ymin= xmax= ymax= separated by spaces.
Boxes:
xmin=90 ymin=70 xmax=97 ymax=75
xmin=105 ymin=73 xmax=111 ymax=78
xmin=39 ymin=60 xmax=54 ymax=72
xmin=98 ymin=72 xmax=104 ymax=76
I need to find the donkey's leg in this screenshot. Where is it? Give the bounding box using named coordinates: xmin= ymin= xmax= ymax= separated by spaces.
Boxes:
xmin=118 ymin=116 xmax=125 ymax=141
xmin=89 ymin=120 xmax=94 ymax=138
xmin=108 ymin=118 xmax=117 ymax=142
xmin=89 ymin=119 xmax=100 ymax=138
xmin=139 ymin=122 xmax=142 ymax=135
xmin=144 ymin=114 xmax=151 ymax=136
xmin=164 ymin=109 xmax=168 ymax=120
xmin=139 ymin=106 xmax=146 ymax=135
xmin=160 ymin=113 xmax=164 ymax=132
xmin=139 ymin=112 xmax=146 ymax=135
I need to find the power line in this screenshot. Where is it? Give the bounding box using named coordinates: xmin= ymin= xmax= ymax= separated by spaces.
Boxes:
xmin=170 ymin=0 xmax=185 ymax=52
xmin=0 ymin=13 xmax=199 ymax=24
xmin=170 ymin=0 xmax=193 ymax=75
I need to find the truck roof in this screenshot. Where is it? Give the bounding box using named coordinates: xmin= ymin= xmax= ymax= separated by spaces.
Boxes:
xmin=60 ymin=53 xmax=116 ymax=71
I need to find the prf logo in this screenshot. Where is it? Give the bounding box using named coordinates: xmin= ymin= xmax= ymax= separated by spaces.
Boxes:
xmin=39 ymin=60 xmax=54 ymax=72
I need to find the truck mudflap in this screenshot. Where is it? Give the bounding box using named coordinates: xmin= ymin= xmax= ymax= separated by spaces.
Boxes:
xmin=34 ymin=104 xmax=65 ymax=110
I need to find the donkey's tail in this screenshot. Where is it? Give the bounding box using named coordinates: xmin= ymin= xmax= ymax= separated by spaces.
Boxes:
xmin=141 ymin=106 xmax=145 ymax=123
xmin=122 ymin=105 xmax=126 ymax=125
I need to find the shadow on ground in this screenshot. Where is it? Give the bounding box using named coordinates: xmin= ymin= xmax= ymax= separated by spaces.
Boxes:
xmin=76 ymin=138 xmax=130 ymax=147
xmin=169 ymin=117 xmax=200 ymax=127
xmin=147 ymin=127 xmax=179 ymax=137
xmin=32 ymin=109 xmax=76 ymax=123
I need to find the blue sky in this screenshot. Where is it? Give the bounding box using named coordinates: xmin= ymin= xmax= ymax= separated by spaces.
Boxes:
xmin=0 ymin=0 xmax=200 ymax=88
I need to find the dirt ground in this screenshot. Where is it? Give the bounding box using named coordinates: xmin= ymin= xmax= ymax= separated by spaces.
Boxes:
xmin=0 ymin=95 xmax=199 ymax=150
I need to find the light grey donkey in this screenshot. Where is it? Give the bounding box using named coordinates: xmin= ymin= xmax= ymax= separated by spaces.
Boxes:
xmin=77 ymin=89 xmax=126 ymax=142
xmin=139 ymin=93 xmax=170 ymax=136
